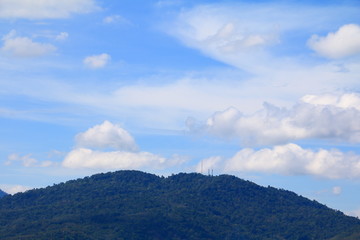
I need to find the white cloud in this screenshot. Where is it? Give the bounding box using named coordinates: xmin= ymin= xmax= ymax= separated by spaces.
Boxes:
xmin=55 ymin=32 xmax=69 ymax=41
xmin=197 ymin=93 xmax=360 ymax=146
xmin=1 ymin=30 xmax=56 ymax=58
xmin=0 ymin=4 xmax=353 ymax=130
xmin=169 ymin=4 xmax=280 ymax=72
xmin=112 ymin=77 xmax=251 ymax=113
xmin=0 ymin=0 xmax=98 ymax=19
xmin=5 ymin=153 xmax=54 ymax=168
xmin=222 ymin=143 xmax=360 ymax=179
xmin=0 ymin=184 xmax=31 ymax=194
xmin=1 ymin=59 xmax=359 ymax=131
xmin=62 ymin=148 xmax=168 ymax=169
xmin=63 ymin=121 xmax=186 ymax=170
xmin=301 ymin=93 xmax=360 ymax=110
xmin=5 ymin=153 xmax=37 ymax=167
xmin=173 ymin=5 xmax=279 ymax=48
xmin=167 ymin=2 xmax=360 ymax=82
xmin=308 ymin=24 xmax=360 ymax=59
xmin=103 ymin=15 xmax=130 ymax=25
xmin=83 ymin=53 xmax=111 ymax=69
xmin=332 ymin=186 xmax=342 ymax=195
xmin=347 ymin=208 xmax=360 ymax=218
xmin=75 ymin=120 xmax=138 ymax=152
xmin=156 ymin=0 xmax=183 ymax=8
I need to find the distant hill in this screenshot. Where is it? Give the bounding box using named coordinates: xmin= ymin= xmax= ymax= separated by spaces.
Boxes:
xmin=0 ymin=189 xmax=6 ymax=198
xmin=0 ymin=170 xmax=359 ymax=240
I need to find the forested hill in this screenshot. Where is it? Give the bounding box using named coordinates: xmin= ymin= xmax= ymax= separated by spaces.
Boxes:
xmin=0 ymin=170 xmax=359 ymax=240
xmin=0 ymin=189 xmax=6 ymax=198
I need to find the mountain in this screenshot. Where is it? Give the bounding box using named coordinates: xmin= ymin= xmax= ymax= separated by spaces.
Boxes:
xmin=0 ymin=170 xmax=359 ymax=240
xmin=0 ymin=189 xmax=6 ymax=198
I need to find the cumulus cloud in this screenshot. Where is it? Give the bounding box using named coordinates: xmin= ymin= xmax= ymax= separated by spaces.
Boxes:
xmin=220 ymin=144 xmax=360 ymax=179
xmin=1 ymin=30 xmax=56 ymax=58
xmin=194 ymin=93 xmax=360 ymax=146
xmin=63 ymin=121 xmax=186 ymax=170
xmin=83 ymin=53 xmax=111 ymax=69
xmin=308 ymin=24 xmax=360 ymax=59
xmin=0 ymin=0 xmax=98 ymax=19
xmin=301 ymin=93 xmax=360 ymax=110
xmin=75 ymin=120 xmax=138 ymax=151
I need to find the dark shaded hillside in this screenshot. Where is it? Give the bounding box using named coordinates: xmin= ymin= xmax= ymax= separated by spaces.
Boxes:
xmin=0 ymin=170 xmax=359 ymax=240
xmin=0 ymin=189 xmax=6 ymax=198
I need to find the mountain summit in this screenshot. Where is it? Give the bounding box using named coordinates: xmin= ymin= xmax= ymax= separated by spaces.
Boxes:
xmin=0 ymin=170 xmax=359 ymax=239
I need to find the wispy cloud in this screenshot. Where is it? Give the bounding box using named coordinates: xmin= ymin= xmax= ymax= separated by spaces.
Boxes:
xmin=1 ymin=63 xmax=359 ymax=130
xmin=5 ymin=153 xmax=37 ymax=167
xmin=0 ymin=0 xmax=99 ymax=19
xmin=167 ymin=2 xmax=360 ymax=80
xmin=5 ymin=153 xmax=54 ymax=168
xmin=332 ymin=186 xmax=342 ymax=195
xmin=156 ymin=0 xmax=183 ymax=7
xmin=55 ymin=32 xmax=69 ymax=41
xmin=103 ymin=15 xmax=131 ymax=25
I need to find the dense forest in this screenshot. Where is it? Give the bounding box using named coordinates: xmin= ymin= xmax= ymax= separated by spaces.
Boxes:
xmin=0 ymin=170 xmax=359 ymax=240
xmin=0 ymin=189 xmax=6 ymax=198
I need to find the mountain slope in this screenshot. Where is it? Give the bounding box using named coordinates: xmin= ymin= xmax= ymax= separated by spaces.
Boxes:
xmin=0 ymin=170 xmax=359 ymax=240
xmin=0 ymin=189 xmax=6 ymax=198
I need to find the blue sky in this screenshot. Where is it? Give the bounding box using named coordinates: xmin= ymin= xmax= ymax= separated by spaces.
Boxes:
xmin=1 ymin=0 xmax=360 ymax=216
